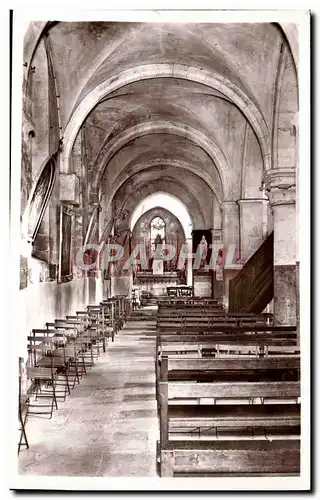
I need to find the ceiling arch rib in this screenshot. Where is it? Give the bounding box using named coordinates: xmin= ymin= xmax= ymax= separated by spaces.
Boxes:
xmin=93 ymin=82 xmax=232 ymax=146
xmin=62 ymin=63 xmax=271 ymax=176
xmin=93 ymin=120 xmax=229 ymax=198
xmin=110 ymin=158 xmax=222 ymax=208
xmin=112 ymin=173 xmax=208 ymax=230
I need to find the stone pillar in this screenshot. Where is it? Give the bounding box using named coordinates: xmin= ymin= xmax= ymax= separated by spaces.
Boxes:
xmin=264 ymin=169 xmax=297 ymax=326
xmin=186 ymin=238 xmax=193 ymax=286
xmin=238 ymin=199 xmax=268 ymax=262
xmin=110 ymin=230 xmax=132 ymax=298
xmin=221 ymin=202 xmax=240 ymax=308
xmin=211 ymin=228 xmax=223 ymax=299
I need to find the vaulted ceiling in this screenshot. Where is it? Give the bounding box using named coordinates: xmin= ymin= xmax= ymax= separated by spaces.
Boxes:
xmin=25 ymin=21 xmax=297 ymax=231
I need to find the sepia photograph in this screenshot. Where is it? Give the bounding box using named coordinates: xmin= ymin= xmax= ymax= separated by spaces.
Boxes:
xmin=8 ymin=6 xmax=310 ymax=492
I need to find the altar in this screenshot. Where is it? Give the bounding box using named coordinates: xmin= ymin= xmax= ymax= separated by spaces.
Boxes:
xmin=134 ymin=272 xmax=182 ymax=296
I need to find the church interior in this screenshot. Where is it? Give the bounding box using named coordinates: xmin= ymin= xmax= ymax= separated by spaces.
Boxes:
xmin=17 ymin=20 xmax=301 ymax=479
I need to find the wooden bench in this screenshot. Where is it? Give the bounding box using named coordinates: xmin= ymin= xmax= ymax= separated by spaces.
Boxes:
xmin=157 ymin=315 xmax=273 ymax=331
xmin=156 ymin=323 xmax=298 ymax=407
xmin=156 ymin=331 xmax=298 ymax=402
xmin=158 ymin=297 xmax=221 ymax=306
xmin=159 ymin=440 xmax=300 ymax=476
xmin=156 ymin=326 xmax=297 ymax=355
xmin=157 ymin=355 xmax=300 ymax=476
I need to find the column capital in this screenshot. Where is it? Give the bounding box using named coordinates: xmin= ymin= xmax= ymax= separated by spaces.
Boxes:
xmin=262 ymin=169 xmax=296 ymax=206
xmin=237 ymin=198 xmax=269 ymax=206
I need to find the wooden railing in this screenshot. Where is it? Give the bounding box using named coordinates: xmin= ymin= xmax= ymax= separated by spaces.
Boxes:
xmin=229 ymin=232 xmax=274 ymax=313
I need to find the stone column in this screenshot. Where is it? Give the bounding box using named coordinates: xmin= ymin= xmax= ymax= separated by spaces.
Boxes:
xmin=186 ymin=238 xmax=193 ymax=286
xmin=211 ymin=228 xmax=223 ymax=299
xmin=110 ymin=230 xmax=133 ymax=298
xmin=238 ymin=199 xmax=268 ymax=262
xmin=264 ymin=169 xmax=297 ymax=326
xmin=221 ymin=202 xmax=240 ymax=308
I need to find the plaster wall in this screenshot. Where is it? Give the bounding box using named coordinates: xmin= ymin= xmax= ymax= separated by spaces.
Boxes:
xmin=18 ymin=277 xmax=97 ymax=358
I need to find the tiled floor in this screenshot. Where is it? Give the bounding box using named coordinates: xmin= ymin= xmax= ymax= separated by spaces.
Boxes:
xmin=18 ymin=315 xmax=159 ymax=477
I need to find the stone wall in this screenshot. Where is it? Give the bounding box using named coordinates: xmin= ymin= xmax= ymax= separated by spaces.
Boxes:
xmin=18 ymin=277 xmax=97 ymax=359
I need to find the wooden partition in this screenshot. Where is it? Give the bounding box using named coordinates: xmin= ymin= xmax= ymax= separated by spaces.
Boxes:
xmin=229 ymin=231 xmax=274 ymax=313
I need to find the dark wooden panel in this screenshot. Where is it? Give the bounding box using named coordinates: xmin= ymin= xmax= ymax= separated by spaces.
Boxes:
xmin=229 ymin=231 xmax=274 ymax=313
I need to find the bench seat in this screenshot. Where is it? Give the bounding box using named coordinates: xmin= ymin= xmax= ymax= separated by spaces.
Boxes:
xmin=158 ymin=439 xmax=300 ymax=476
xmin=168 ymin=403 xmax=300 ymax=428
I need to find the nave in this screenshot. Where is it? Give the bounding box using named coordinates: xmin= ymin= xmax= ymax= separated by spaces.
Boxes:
xmin=16 ymin=18 xmax=304 ymax=483
xmin=18 ymin=297 xmax=300 ymax=478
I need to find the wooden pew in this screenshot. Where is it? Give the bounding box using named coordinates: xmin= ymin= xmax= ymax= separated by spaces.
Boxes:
xmin=158 ymin=297 xmax=221 ymax=306
xmin=157 ymin=355 xmax=300 ymax=476
xmin=155 ymin=324 xmax=297 ymax=404
xmin=157 ymin=326 xmax=297 ymax=352
xmin=158 ymin=305 xmax=224 ymax=312
xmin=156 ymin=323 xmax=297 ymax=403
xmin=156 ymin=338 xmax=297 ymax=401
xmin=157 ymin=303 xmax=272 ymax=319
xmin=157 ymin=315 xmax=273 ymax=331
xmin=159 ymin=440 xmax=300 ymax=476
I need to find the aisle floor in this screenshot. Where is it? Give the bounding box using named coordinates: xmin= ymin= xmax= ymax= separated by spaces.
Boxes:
xmin=18 ymin=316 xmax=159 ymax=477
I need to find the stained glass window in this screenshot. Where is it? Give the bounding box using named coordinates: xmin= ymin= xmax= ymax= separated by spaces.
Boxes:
xmin=150 ymin=216 xmax=165 ymax=254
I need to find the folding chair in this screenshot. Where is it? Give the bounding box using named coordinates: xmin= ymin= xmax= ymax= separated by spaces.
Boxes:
xmin=18 ymin=357 xmax=29 ymax=454
xmin=26 ymin=337 xmax=58 ymax=419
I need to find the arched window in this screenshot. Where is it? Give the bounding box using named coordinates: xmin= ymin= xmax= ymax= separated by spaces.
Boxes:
xmin=150 ymin=216 xmax=165 ymax=255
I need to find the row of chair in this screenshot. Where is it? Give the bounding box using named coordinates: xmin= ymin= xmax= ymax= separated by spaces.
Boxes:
xmin=155 ymin=298 xmax=300 ymax=476
xmin=18 ymin=295 xmax=130 ymax=455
